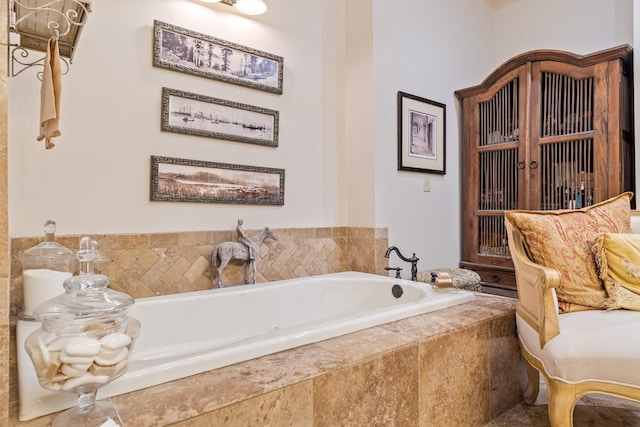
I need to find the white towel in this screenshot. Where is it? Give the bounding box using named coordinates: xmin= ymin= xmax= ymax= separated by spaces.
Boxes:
xmin=37 ymin=37 xmax=62 ymax=149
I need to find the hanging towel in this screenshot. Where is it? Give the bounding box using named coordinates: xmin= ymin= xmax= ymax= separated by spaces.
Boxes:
xmin=37 ymin=36 xmax=62 ymax=149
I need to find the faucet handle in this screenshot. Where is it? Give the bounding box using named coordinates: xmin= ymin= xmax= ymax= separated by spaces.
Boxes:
xmin=385 ymin=266 xmax=402 ymax=279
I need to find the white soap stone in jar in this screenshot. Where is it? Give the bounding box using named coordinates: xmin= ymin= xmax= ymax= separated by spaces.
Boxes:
xmin=22 ymin=269 xmax=72 ymax=317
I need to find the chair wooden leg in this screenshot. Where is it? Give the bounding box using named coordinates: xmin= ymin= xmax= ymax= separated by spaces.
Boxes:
xmin=547 ymin=378 xmax=578 ymax=427
xmin=522 ymin=357 xmax=540 ymax=405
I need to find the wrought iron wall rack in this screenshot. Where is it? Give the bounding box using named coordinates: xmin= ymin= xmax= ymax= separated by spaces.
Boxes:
xmin=8 ymin=0 xmax=92 ymax=78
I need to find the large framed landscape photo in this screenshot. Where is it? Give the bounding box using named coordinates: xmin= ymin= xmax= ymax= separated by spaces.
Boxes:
xmin=153 ymin=20 xmax=284 ymax=94
xmin=397 ymin=91 xmax=446 ymax=174
xmin=161 ymin=87 xmax=279 ymax=147
xmin=150 ymin=156 xmax=285 ymax=205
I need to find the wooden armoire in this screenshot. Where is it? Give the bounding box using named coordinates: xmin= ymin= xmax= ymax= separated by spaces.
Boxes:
xmin=455 ymin=45 xmax=635 ymax=297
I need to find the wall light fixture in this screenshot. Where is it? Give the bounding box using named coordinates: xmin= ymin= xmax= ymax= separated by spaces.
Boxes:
xmin=199 ymin=0 xmax=267 ymax=16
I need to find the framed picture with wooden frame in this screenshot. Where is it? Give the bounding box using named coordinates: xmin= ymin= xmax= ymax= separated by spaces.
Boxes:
xmin=397 ymin=91 xmax=446 ymax=174
xmin=153 ymin=20 xmax=284 ymax=95
xmin=150 ymin=156 xmax=285 ymax=205
xmin=161 ymin=87 xmax=279 ymax=147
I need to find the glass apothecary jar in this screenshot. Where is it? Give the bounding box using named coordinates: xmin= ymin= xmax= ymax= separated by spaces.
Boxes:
xmin=24 ymin=236 xmax=140 ymax=427
xmin=19 ymin=220 xmax=74 ymax=320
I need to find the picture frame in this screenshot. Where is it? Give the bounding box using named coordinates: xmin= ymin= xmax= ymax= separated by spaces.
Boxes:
xmin=161 ymin=87 xmax=279 ymax=147
xmin=150 ymin=156 xmax=285 ymax=206
xmin=153 ymin=20 xmax=284 ymax=95
xmin=397 ymin=91 xmax=446 ymax=174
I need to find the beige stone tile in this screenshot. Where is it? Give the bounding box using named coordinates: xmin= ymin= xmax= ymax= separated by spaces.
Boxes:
xmin=161 ymin=256 xmax=191 ymax=285
xmin=105 ymin=260 xmax=126 ymax=282
xmin=9 ymin=238 xmax=39 ymax=255
xmin=164 ymin=276 xmax=194 ymax=294
xmin=9 ymin=241 xmax=32 ymax=283
xmin=9 ymin=276 xmax=22 ymax=318
xmin=274 ymin=228 xmax=316 ymax=240
xmin=381 ymin=297 xmax=514 ymax=343
xmin=347 ymin=235 xmax=376 ymax=273
xmin=332 ymin=227 xmax=348 ymax=238
xmin=119 ymin=277 xmax=157 ymax=298
xmin=0 ymin=324 xmax=8 ymax=426
xmin=0 ymin=0 xmax=7 ymax=46
xmin=109 ymin=249 xmax=138 ymax=270
xmin=347 ymin=227 xmax=375 ymax=239
xmin=92 ymin=234 xmax=117 ymax=251
xmin=171 ymin=381 xmax=314 ymax=427
xmin=476 ymin=293 xmax=519 ymax=312
xmin=183 ymin=256 xmax=210 ymax=283
xmin=130 ymin=248 xmax=162 ymax=269
xmin=489 ymin=313 xmax=522 ymax=419
xmin=177 ymin=231 xmax=215 ymax=246
xmin=115 ymin=366 xmax=268 ymax=427
xmin=419 ymin=322 xmax=491 ymax=426
xmin=314 ymin=227 xmax=333 ymax=238
xmin=173 ymin=245 xmax=207 ymax=264
xmin=224 ymin=343 xmax=349 ymax=392
xmin=0 ymin=278 xmax=8 ymax=324
xmin=149 ymin=233 xmax=180 ymax=248
xmin=192 ymin=273 xmax=215 ymax=291
xmin=193 ymin=243 xmax=214 ymax=258
xmin=55 ymin=236 xmax=79 ymax=253
xmin=313 ymin=346 xmax=419 ymax=426
xmin=116 ymin=234 xmax=149 ymax=249
xmin=0 ymin=211 xmax=6 ymax=282
xmin=311 ymin=242 xmax=332 ymax=270
xmin=375 ymin=236 xmax=390 ymax=275
xmin=314 ymin=326 xmax=416 ymax=364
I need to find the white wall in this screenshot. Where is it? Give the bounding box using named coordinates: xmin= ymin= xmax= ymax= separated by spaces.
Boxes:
xmin=493 ymin=0 xmax=633 ymax=61
xmin=371 ymin=0 xmax=495 ymax=271
xmin=8 ymin=0 xmax=345 ymax=236
xmin=7 ymin=0 xmax=636 ymax=280
xmin=344 ymin=0 xmax=375 ymax=227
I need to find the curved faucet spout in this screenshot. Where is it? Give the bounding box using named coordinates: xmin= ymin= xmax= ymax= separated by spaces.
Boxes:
xmin=384 ymin=246 xmax=419 ymax=281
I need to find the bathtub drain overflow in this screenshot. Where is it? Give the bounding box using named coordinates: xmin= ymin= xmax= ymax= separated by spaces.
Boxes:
xmin=391 ymin=284 xmax=403 ymax=298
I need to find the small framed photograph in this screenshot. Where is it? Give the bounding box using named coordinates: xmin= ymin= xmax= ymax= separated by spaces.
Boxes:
xmin=397 ymin=91 xmax=446 ymax=174
xmin=153 ymin=20 xmax=284 ymax=95
xmin=150 ymin=156 xmax=285 ymax=205
xmin=161 ymin=87 xmax=279 ymax=147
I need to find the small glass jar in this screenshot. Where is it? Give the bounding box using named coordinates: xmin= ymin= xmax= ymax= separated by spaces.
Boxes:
xmin=24 ymin=236 xmax=140 ymax=427
xmin=19 ymin=220 xmax=74 ymax=320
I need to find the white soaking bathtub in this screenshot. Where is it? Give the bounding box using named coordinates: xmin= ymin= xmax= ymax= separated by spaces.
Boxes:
xmin=17 ymin=271 xmax=474 ymax=420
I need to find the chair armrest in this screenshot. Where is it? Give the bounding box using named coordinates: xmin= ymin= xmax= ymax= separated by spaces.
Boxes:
xmin=505 ymin=218 xmax=561 ymax=348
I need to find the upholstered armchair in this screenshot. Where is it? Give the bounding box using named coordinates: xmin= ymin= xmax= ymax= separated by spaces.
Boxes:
xmin=505 ymin=193 xmax=640 ymax=427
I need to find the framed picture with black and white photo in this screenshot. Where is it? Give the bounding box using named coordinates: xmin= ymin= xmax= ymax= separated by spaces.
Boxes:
xmin=153 ymin=20 xmax=284 ymax=94
xmin=397 ymin=91 xmax=446 ymax=174
xmin=161 ymin=87 xmax=279 ymax=147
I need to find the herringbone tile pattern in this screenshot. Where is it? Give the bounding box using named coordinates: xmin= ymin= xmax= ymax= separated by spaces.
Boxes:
xmin=9 ymin=226 xmax=388 ymax=315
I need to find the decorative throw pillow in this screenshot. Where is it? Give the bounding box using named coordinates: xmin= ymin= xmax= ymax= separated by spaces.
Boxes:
xmin=505 ymin=192 xmax=633 ymax=313
xmin=593 ymin=233 xmax=640 ymax=311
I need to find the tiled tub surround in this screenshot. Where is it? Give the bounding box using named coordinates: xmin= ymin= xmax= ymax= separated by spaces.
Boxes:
xmin=8 ymin=226 xmax=388 ymax=420
xmin=17 ymin=272 xmax=474 ymax=420
xmin=12 ymin=294 xmax=520 ymax=426
xmin=9 ymin=226 xmax=389 ymax=311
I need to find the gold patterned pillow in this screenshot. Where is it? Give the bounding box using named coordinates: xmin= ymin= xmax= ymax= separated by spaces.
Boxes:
xmin=593 ymin=233 xmax=640 ymax=311
xmin=505 ymin=192 xmax=633 ymax=313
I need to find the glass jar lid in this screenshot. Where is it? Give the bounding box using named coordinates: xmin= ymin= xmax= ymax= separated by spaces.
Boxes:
xmin=19 ymin=220 xmax=74 ymax=272
xmin=33 ymin=236 xmax=134 ymax=330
